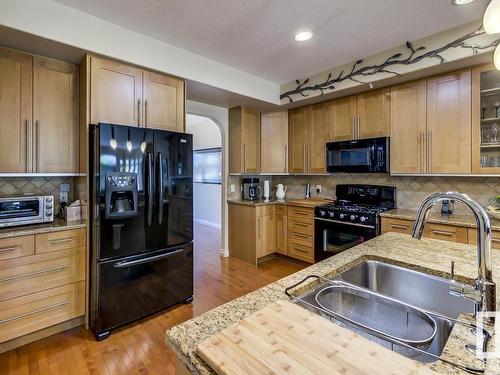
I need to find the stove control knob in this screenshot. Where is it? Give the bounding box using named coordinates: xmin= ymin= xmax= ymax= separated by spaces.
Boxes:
xmin=360 ymin=216 xmax=367 ymax=223
xmin=339 ymin=213 xmax=345 ymax=219
xmin=329 ymin=212 xmax=334 ymax=218
xmin=319 ymin=210 xmax=326 ymax=216
xmin=350 ymin=215 xmax=356 ymax=221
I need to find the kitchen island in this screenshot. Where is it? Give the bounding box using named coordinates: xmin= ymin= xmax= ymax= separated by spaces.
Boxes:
xmin=166 ymin=232 xmax=500 ymax=374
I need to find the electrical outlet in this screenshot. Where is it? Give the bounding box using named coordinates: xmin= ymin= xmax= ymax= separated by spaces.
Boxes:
xmin=316 ymin=185 xmax=322 ymax=194
xmin=230 ymin=184 xmax=236 ymax=193
xmin=60 ymin=183 xmax=70 ymax=204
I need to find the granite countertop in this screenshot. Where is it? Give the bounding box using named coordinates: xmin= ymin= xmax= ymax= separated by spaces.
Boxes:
xmin=0 ymin=218 xmax=87 ymax=239
xmin=227 ymin=197 xmax=332 ymax=208
xmin=382 ymin=208 xmax=500 ymax=231
xmin=166 ymin=233 xmax=500 ymax=374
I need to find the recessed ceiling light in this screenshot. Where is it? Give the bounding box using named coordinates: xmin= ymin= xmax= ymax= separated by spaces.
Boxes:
xmin=294 ymin=31 xmax=313 ymax=42
xmin=452 ymin=0 xmax=475 ymax=5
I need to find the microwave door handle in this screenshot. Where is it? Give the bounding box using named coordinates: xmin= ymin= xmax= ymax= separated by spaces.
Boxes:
xmin=370 ymin=145 xmax=376 ymax=166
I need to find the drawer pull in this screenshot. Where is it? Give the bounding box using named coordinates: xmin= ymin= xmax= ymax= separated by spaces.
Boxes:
xmin=48 ymin=237 xmax=74 ymax=245
xmin=431 ymin=230 xmax=453 ymax=237
xmin=492 ymin=239 xmax=500 ymax=243
xmin=293 ymin=233 xmax=310 ymax=239
xmin=293 ymin=223 xmax=309 ymax=228
xmin=0 ymin=246 xmax=18 ymax=253
xmin=0 ymin=300 xmax=70 ymax=325
xmin=294 ymin=248 xmax=309 ymax=254
xmin=390 ymin=224 xmax=408 ymax=230
xmin=292 ymin=211 xmax=308 ymax=216
xmin=0 ymin=265 xmax=70 ymax=283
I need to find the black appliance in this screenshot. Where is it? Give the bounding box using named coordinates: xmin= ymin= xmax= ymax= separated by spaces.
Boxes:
xmin=242 ymin=177 xmax=260 ymax=201
xmin=314 ymin=184 xmax=396 ymax=261
xmin=89 ymin=123 xmax=193 ymax=340
xmin=326 ymin=137 xmax=389 ymax=173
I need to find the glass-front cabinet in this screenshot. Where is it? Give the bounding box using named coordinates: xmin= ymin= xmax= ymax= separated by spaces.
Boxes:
xmin=472 ymin=64 xmax=500 ymax=173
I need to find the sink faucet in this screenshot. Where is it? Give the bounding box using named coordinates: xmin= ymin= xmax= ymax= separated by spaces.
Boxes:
xmin=412 ymin=192 xmax=496 ymax=318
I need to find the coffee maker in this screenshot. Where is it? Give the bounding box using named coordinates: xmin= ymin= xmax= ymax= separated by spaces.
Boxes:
xmin=105 ymin=172 xmax=138 ymax=219
xmin=242 ymin=178 xmax=260 ymax=201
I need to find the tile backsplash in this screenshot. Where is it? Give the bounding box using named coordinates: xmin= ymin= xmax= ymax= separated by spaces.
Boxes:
xmin=228 ymin=174 xmax=500 ymax=214
xmin=0 ymin=177 xmax=74 ymax=214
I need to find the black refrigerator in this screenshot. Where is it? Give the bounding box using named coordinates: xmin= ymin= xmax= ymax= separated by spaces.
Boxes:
xmin=89 ymin=123 xmax=193 ymax=340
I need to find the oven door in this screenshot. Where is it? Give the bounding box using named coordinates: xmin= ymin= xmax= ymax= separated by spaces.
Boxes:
xmin=314 ymin=218 xmax=377 ymax=261
xmin=0 ymin=197 xmax=44 ymax=227
xmin=326 ymin=137 xmax=389 ymax=173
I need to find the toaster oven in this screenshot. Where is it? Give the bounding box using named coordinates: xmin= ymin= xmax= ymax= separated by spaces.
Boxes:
xmin=0 ymin=196 xmax=54 ymax=228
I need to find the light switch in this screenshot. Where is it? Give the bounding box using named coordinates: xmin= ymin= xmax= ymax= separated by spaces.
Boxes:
xmin=230 ymin=184 xmax=236 ymax=193
xmin=316 ymin=185 xmax=322 ymax=194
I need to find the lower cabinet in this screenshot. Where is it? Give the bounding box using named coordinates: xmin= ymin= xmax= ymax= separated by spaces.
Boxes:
xmin=276 ymin=206 xmax=288 ymax=255
xmin=287 ymin=205 xmax=315 ymax=263
xmin=0 ymin=228 xmax=86 ymax=346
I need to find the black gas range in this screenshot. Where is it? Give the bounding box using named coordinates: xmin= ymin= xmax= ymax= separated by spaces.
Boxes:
xmin=314 ymin=184 xmax=396 ymax=262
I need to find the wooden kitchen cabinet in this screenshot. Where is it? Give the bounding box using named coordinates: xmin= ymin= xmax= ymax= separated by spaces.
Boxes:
xmin=229 ymin=107 xmax=261 ymax=174
xmin=357 ymin=88 xmax=391 ymax=139
xmin=256 ymin=205 xmax=275 ymax=259
xmin=327 ymin=96 xmax=357 ymax=141
xmin=260 ymin=111 xmax=288 ymax=173
xmin=143 ymin=70 xmax=184 ymax=131
xmin=381 ymin=217 xmax=413 ymax=235
xmin=426 ymin=69 xmax=471 ymax=174
xmin=0 ymin=47 xmax=32 ymax=173
xmin=275 ymin=206 xmax=288 ymax=255
xmin=34 ymin=57 xmax=79 ymax=173
xmin=390 ymin=80 xmax=427 ymax=174
xmin=468 ymin=228 xmax=500 ymax=249
xmin=307 ymin=103 xmax=328 ymax=173
xmin=287 ymin=205 xmax=315 ymax=263
xmin=89 ymin=56 xmax=185 ymax=131
xmin=288 ymin=107 xmax=308 ymax=173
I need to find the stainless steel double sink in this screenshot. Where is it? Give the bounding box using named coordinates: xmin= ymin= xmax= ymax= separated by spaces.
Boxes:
xmin=294 ymin=260 xmax=477 ymax=363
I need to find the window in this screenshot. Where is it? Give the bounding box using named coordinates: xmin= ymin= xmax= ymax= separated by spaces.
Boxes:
xmin=193 ymin=148 xmax=222 ymax=184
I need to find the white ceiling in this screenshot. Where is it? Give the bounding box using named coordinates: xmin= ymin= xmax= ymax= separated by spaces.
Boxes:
xmin=53 ymin=0 xmax=489 ymax=84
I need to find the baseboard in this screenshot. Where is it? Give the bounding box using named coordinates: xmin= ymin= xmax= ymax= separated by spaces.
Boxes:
xmin=194 ymin=218 xmax=221 ymax=229
xmin=0 ymin=316 xmax=84 ymax=353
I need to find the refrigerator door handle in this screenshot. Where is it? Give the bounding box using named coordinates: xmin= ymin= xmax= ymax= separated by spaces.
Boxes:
xmin=157 ymin=152 xmax=164 ymax=225
xmin=146 ymin=152 xmax=153 ymax=227
xmin=113 ymin=248 xmax=184 ymax=268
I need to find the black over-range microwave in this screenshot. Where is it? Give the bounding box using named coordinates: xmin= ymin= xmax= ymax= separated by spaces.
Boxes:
xmin=326 ymin=137 xmax=389 ymax=173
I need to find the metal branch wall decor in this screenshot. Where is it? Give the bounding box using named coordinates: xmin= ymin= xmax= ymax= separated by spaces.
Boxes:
xmin=281 ymin=26 xmax=500 ymax=103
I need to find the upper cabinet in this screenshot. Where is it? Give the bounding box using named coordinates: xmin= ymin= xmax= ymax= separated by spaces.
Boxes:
xmin=261 ymin=111 xmax=288 ymax=173
xmin=89 ymin=56 xmax=185 ymax=132
xmin=426 ymin=69 xmax=471 ymax=174
xmin=390 ymin=80 xmax=427 ymax=174
xmin=0 ymin=47 xmax=79 ymax=173
xmin=328 ymin=89 xmax=390 ymax=141
xmin=0 ymin=48 xmax=32 ymax=173
xmin=307 ymin=103 xmax=328 ymax=173
xmin=34 ymin=57 xmax=79 ymax=173
xmin=229 ymin=107 xmax=261 ymax=174
xmin=472 ymin=63 xmax=500 ymax=174
xmin=288 ymin=107 xmax=308 ymax=174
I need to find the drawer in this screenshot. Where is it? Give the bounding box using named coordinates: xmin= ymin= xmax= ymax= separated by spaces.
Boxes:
xmin=0 ymin=236 xmax=34 ymax=261
xmin=0 ymin=247 xmax=85 ymax=301
xmin=423 ymin=223 xmax=468 ymax=244
xmin=288 ymin=239 xmax=314 ymax=263
xmin=0 ymin=281 xmax=84 ymax=343
xmin=381 ymin=218 xmax=413 ymax=235
xmin=36 ymin=228 xmax=85 ymax=253
xmin=276 ymin=205 xmax=287 ymax=216
xmin=288 ymin=230 xmax=313 ymax=244
xmin=288 ymin=206 xmax=314 ymax=222
xmin=288 ymin=219 xmax=313 ymax=236
xmin=468 ymin=228 xmax=500 ymax=250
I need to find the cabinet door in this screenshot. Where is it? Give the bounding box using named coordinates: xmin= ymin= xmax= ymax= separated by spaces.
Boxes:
xmin=427 ymin=70 xmax=471 ymax=174
xmin=276 ymin=206 xmax=288 ymax=255
xmin=261 ymin=111 xmax=288 ymax=173
xmin=228 ymin=203 xmax=257 ymax=266
xmin=241 ymin=108 xmax=261 ymax=173
xmin=0 ymin=48 xmax=32 ymax=172
xmin=390 ymin=80 xmax=427 ymax=174
xmin=357 ymin=88 xmax=391 ymax=139
xmin=90 ymin=56 xmax=143 ymax=127
xmin=288 ymin=107 xmax=308 ymax=173
xmin=34 ymin=57 xmax=79 ymax=173
xmin=327 ymin=96 xmax=357 ymax=141
xmin=308 ymin=103 xmax=328 ymax=173
xmin=143 ymin=71 xmax=184 ymax=132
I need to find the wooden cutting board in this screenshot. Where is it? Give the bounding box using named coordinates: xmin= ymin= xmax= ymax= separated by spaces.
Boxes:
xmin=197 ymin=300 xmax=435 ymax=375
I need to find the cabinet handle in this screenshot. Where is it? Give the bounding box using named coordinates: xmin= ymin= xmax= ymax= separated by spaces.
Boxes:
xmin=0 ymin=264 xmax=70 ymax=283
xmin=243 ymin=144 xmax=247 ymax=172
xmin=137 ymin=99 xmax=141 ymax=127
xmin=294 ymin=233 xmax=310 ymax=239
xmin=390 ymin=224 xmax=408 ymax=230
xmin=258 ymin=217 xmax=261 ymax=239
xmin=357 ymin=116 xmax=361 ymax=139
xmin=303 ymin=144 xmax=306 ymax=170
xmin=284 ymin=145 xmax=288 ymax=172
xmin=35 ymin=120 xmax=40 ymax=172
xmin=144 ymin=100 xmax=148 ymax=127
xmin=25 ymin=119 xmax=29 ymax=172
xmin=0 ymin=246 xmax=18 ymax=253
xmin=492 ymin=239 xmax=500 ymax=244
xmin=419 ymin=130 xmax=424 ymax=172
xmin=0 ymin=300 xmax=70 ymax=325
xmin=431 ymin=230 xmax=453 ymax=237
xmin=48 ymin=237 xmax=74 ymax=245
xmin=428 ymin=130 xmax=432 ymax=173
xmin=352 ymin=118 xmax=355 ymax=138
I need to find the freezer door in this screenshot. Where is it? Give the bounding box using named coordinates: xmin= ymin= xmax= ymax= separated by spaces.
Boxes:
xmin=92 ymin=243 xmax=193 ymax=335
xmin=154 ymin=131 xmax=193 ymax=250
xmin=97 ymin=123 xmax=155 ymax=260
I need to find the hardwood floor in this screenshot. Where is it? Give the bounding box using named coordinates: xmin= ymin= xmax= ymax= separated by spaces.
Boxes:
xmin=0 ymin=223 xmax=306 ymax=375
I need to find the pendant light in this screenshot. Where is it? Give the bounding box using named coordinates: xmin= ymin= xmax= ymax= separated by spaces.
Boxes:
xmin=484 ymin=0 xmax=500 ymax=35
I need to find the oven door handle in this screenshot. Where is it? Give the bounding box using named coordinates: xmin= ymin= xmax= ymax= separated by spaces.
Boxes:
xmin=314 ymin=217 xmax=376 ymax=229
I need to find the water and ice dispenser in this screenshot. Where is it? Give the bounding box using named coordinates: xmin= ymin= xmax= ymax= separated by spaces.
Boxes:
xmin=105 ymin=172 xmax=138 ymax=219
